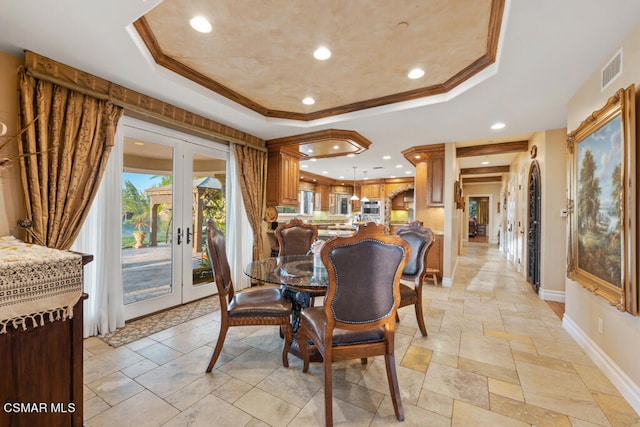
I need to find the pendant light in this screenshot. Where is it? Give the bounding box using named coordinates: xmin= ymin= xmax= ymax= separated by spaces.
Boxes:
xmin=350 ymin=166 xmax=360 ymax=201
xmin=360 ymin=170 xmax=370 ymax=202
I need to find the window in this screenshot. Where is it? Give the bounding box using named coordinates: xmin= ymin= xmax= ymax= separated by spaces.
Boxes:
xmin=300 ymin=190 xmax=314 ymax=215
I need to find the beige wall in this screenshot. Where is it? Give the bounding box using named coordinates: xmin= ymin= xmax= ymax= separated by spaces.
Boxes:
xmin=443 ymin=143 xmax=459 ymax=283
xmin=0 ymin=52 xmax=25 ymax=237
xmin=566 ymin=19 xmax=640 ymax=405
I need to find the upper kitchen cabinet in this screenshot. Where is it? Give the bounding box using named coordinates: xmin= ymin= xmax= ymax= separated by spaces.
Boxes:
xmin=314 ymin=184 xmax=330 ymax=211
xmin=361 ymin=181 xmax=383 ymax=200
xmin=266 ymin=147 xmax=300 ymax=207
xmin=426 ymin=151 xmax=444 ymax=207
xmin=401 ymin=143 xmax=445 ymax=208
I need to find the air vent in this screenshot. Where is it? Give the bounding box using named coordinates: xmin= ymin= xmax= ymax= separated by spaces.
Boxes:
xmin=372 ymin=166 xmax=383 ymax=170
xmin=601 ymin=49 xmax=622 ymax=91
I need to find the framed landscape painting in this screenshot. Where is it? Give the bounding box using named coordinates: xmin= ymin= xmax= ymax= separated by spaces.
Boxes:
xmin=567 ymin=85 xmax=637 ymax=314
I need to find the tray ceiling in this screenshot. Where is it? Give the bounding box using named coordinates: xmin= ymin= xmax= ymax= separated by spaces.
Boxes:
xmin=135 ymin=0 xmax=503 ymax=121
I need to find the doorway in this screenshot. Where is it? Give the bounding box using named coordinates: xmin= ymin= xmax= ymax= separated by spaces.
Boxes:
xmin=527 ymin=161 xmax=541 ymax=293
xmin=468 ymin=197 xmax=490 ymax=243
xmin=119 ymin=119 xmax=228 ymax=320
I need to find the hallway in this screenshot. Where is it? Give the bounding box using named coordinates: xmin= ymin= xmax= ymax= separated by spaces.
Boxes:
xmin=82 ymin=243 xmax=640 ymax=426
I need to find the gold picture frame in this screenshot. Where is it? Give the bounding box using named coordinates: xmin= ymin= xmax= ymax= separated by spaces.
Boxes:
xmin=567 ymin=85 xmax=637 ymax=314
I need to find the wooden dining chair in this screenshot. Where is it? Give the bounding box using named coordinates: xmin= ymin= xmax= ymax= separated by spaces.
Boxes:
xmin=205 ymin=219 xmax=293 ymax=372
xmin=297 ymin=222 xmax=410 ymax=426
xmin=275 ymin=218 xmax=318 ymax=256
xmin=395 ymin=221 xmax=435 ymax=337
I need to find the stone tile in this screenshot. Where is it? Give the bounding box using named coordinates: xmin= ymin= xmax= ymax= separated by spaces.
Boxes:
xmin=83 ymin=346 xmax=145 ymax=383
xmin=136 ymin=347 xmax=210 ymax=398
xmin=459 ymin=331 xmax=515 ymax=370
xmin=592 ymin=391 xmax=640 ymax=426
xmin=515 ymin=360 xmax=610 ymax=425
xmin=430 ymin=350 xmax=458 ymax=368
xmin=87 ymin=371 xmax=145 ymax=406
xmin=206 ymin=376 xmax=251 ymax=404
xmin=400 ymin=344 xmax=432 ymax=372
xmin=423 ymin=362 xmax=489 ymax=409
xmin=489 ymin=393 xmax=572 ymax=426
xmin=233 ymin=387 xmax=300 ymax=427
xmin=120 ymin=358 xmax=159 ymax=378
xmin=160 ymin=322 xmax=219 ymax=354
xmin=458 ymin=357 xmax=520 ymax=384
xmin=83 ymin=384 xmax=96 ymax=401
xmin=359 ymin=358 xmax=424 ymax=406
xmin=416 ymin=389 xmax=454 ymax=418
xmin=85 ymin=390 xmax=178 ymax=427
xmin=488 ymin=378 xmax=524 ymax=402
xmin=373 ymin=395 xmax=450 ymax=427
xmin=512 ymin=349 xmax=577 ymax=374
xmin=83 ymin=395 xmax=110 ymax=420
xmin=483 ymin=328 xmax=533 ymax=345
xmin=452 ymin=399 xmax=529 ymax=426
xmin=165 ymin=371 xmax=232 ymax=410
xmin=162 ymin=394 xmax=252 ymax=426
xmin=256 ymin=365 xmax=322 ymax=409
xmin=136 ymin=342 xmax=184 ymax=365
xmin=124 ymin=336 xmax=156 ymax=352
xmin=84 ymin=337 xmax=114 ymax=356
xmin=573 ymin=363 xmax=620 ymax=395
xmin=290 ymin=389 xmax=374 ymax=427
xmin=217 ymin=347 xmax=282 ymax=386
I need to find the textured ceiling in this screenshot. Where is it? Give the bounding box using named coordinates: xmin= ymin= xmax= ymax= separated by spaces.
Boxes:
xmin=137 ymin=0 xmax=501 ymax=120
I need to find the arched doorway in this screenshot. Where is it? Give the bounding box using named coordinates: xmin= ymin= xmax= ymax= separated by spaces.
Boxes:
xmin=384 ymin=184 xmax=415 ymax=232
xmin=527 ymin=161 xmax=541 ymax=293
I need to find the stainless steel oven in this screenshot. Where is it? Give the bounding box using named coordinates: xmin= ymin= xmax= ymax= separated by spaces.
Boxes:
xmin=361 ymin=201 xmax=381 ymax=222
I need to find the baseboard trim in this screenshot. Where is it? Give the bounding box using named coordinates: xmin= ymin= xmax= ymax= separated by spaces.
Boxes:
xmin=563 ymin=314 xmax=640 ymax=415
xmin=441 ymin=277 xmax=452 ymax=288
xmin=539 ymin=289 xmax=565 ymax=303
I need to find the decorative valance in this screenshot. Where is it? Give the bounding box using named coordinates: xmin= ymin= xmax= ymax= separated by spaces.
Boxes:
xmin=0 ymin=236 xmax=83 ymax=334
xmin=22 ymin=51 xmax=266 ymax=151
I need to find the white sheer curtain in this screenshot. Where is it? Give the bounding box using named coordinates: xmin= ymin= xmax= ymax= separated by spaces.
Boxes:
xmin=71 ymin=128 xmax=125 ymax=337
xmin=228 ymin=145 xmax=253 ymax=290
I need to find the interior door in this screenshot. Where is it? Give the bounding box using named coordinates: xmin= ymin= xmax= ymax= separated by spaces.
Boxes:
xmin=120 ymin=120 xmax=227 ymax=320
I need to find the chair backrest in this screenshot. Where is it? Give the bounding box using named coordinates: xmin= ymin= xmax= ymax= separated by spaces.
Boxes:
xmin=395 ymin=221 xmax=434 ymax=282
xmin=321 ymin=222 xmax=410 ymax=328
xmin=275 ymin=218 xmax=318 ymax=256
xmin=205 ymin=219 xmax=233 ymax=308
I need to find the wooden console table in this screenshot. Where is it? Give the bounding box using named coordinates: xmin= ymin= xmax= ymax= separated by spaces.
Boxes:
xmin=0 ymin=243 xmax=92 ymax=427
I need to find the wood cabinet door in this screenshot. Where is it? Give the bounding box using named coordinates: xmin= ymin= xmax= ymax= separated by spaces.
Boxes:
xmin=427 ymin=155 xmax=444 ymax=207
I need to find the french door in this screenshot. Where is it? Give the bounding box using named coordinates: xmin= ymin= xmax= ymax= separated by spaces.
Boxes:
xmin=119 ymin=119 xmax=228 ymax=320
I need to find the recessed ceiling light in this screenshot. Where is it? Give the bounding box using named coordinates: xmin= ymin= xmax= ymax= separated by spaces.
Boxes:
xmin=301 ymin=164 xmax=308 ymax=168
xmin=347 ymin=154 xmax=355 ymax=157
xmin=390 ymin=175 xmax=396 ymax=178
xmin=134 ymin=141 xmax=145 ymax=146
xmin=481 ymin=161 xmax=490 ymax=165
xmin=491 ymin=122 xmax=506 ymax=130
xmin=405 ymin=171 xmax=412 ymax=174
xmin=302 ymin=97 xmax=315 ymax=105
xmin=339 ymin=176 xmax=344 ymax=179
xmin=190 ymin=16 xmax=212 ymax=33
xmin=414 ymin=155 xmax=421 ymax=159
xmin=383 ymin=155 xmax=391 ymax=160
xmin=313 ymin=47 xmax=331 ymax=60
xmin=396 ymin=164 xmax=403 ymax=168
xmin=307 ymin=148 xmax=313 ymax=153
xmin=310 ymin=158 xmax=317 ymax=162
xmin=322 ymin=171 xmax=328 ymax=174
xmin=408 ymin=68 xmax=425 ymax=79
xmin=333 ymin=145 xmax=339 ymax=150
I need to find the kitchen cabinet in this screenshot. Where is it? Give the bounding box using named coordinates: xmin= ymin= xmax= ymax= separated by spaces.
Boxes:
xmin=391 ymin=190 xmax=413 ymax=210
xmin=426 ymin=234 xmax=443 ymax=278
xmin=266 ymin=148 xmax=300 ymax=206
xmin=362 ymin=182 xmax=383 ymax=200
xmin=314 ymin=184 xmax=330 ymax=211
xmin=427 ymin=152 xmax=444 ymax=207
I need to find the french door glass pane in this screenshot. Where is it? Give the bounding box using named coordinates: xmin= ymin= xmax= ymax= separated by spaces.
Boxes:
xmin=190 ymin=152 xmax=226 ymax=288
xmin=121 ymin=139 xmax=174 ymax=305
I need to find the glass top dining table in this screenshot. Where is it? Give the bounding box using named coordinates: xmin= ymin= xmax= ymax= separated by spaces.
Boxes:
xmin=243 ymin=254 xmax=328 ymax=296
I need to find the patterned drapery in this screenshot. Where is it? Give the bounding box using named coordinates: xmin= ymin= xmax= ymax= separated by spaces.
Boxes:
xmin=234 ymin=144 xmax=267 ymax=260
xmin=17 ymin=70 xmax=123 ymax=249
xmin=477 ymin=199 xmax=489 ymax=225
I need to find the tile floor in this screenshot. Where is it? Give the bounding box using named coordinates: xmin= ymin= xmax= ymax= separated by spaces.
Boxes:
xmin=83 ymin=243 xmax=640 ymax=426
